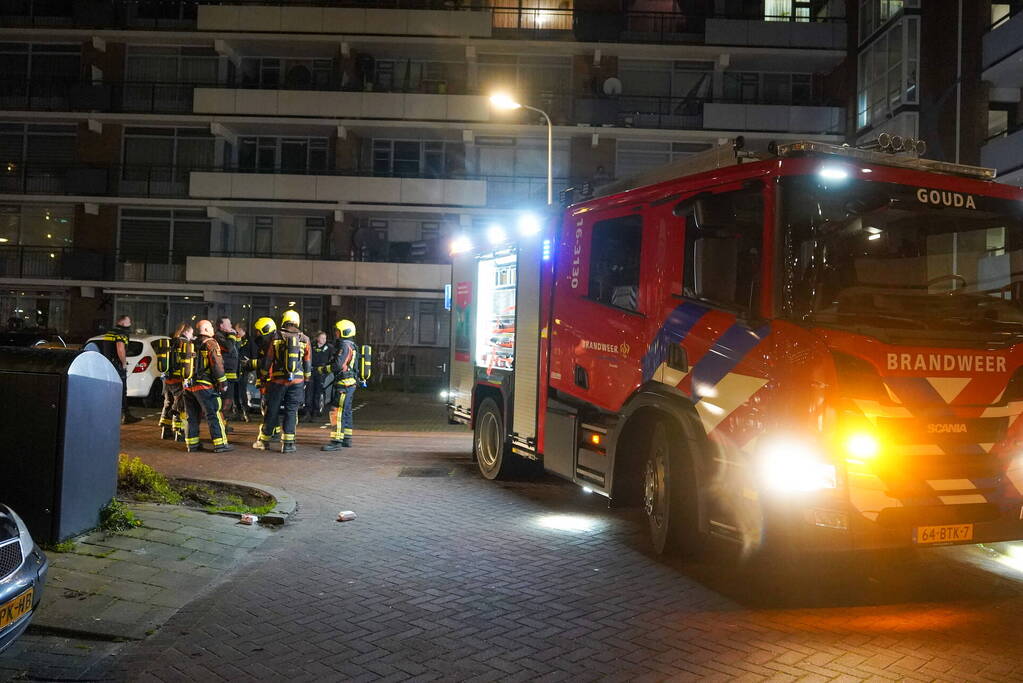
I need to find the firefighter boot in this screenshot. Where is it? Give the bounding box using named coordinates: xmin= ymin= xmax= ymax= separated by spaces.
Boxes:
xmin=282 ymin=442 xmax=296 ymax=454
xmin=122 ymin=413 xmax=142 ymax=425
xmin=213 ymin=444 xmax=234 ymax=453
xmin=321 ymin=440 xmax=343 ymax=451
xmin=252 ymin=439 xmax=267 ymax=450
xmin=161 ymin=426 xmax=175 ymax=441
xmin=187 ymin=444 xmax=206 ymax=453
xmin=342 ymin=438 xmax=352 ymax=448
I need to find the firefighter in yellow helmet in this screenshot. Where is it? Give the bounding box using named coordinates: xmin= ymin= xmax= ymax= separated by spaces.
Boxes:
xmin=322 ymin=319 xmax=358 ymax=451
xmin=244 ymin=316 xmax=278 ymax=441
xmin=254 ymin=309 xmax=310 ymax=453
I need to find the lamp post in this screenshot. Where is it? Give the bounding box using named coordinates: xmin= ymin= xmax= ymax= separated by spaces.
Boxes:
xmin=489 ymin=93 xmax=553 ymax=206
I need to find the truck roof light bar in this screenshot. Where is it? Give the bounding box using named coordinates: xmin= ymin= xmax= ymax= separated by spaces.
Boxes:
xmin=775 ymin=140 xmax=997 ymax=181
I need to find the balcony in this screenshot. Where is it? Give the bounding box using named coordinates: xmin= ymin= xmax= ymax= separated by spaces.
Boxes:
xmin=702 ymin=102 xmax=843 ymax=134
xmin=704 ymin=17 xmax=845 ymax=49
xmin=189 ymin=170 xmax=487 ymax=207
xmin=983 ymin=9 xmax=1023 ymax=88
xmin=187 ymin=256 xmax=450 ymax=291
xmin=982 ymin=127 xmax=1023 ymax=186
xmin=0 ymin=0 xmax=844 ymax=51
xmin=0 ymin=165 xmax=199 ymax=198
xmin=197 ymin=4 xmax=492 ymax=37
xmin=193 ymin=88 xmax=490 ymax=121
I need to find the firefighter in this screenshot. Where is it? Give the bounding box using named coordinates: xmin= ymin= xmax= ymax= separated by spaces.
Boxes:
xmin=247 ymin=316 xmax=279 ymax=441
xmin=254 ymin=309 xmax=310 ymax=454
xmin=215 ymin=316 xmax=240 ymax=422
xmin=233 ymin=322 xmax=250 ymax=421
xmin=322 ymin=319 xmax=358 ymax=451
xmin=182 ymin=319 xmax=233 ymax=453
xmin=99 ymin=314 xmax=141 ymax=424
xmin=159 ymin=322 xmax=194 ymax=441
xmin=304 ymin=330 xmax=331 ymax=422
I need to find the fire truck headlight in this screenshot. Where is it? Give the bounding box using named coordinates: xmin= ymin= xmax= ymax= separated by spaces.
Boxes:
xmin=844 ymin=432 xmax=880 ymax=462
xmin=759 ymin=440 xmax=837 ymax=492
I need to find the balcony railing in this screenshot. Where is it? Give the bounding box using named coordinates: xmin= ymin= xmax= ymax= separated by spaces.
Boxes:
xmin=1 ymin=0 xmax=844 ymax=47
xmin=0 ymin=162 xmax=569 ymax=208
xmin=1 ymin=76 xmax=842 ymax=135
xmin=0 ymin=242 xmax=461 ymax=282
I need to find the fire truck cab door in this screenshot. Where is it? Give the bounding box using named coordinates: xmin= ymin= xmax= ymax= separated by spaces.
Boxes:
xmin=648 ymin=183 xmax=771 ymax=532
xmin=550 ymin=205 xmax=650 ymax=414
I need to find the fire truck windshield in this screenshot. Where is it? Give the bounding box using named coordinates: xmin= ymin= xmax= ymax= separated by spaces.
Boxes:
xmin=778 ymin=175 xmax=1023 ymax=346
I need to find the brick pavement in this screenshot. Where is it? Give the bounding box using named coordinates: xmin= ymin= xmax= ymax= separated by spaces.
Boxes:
xmin=32 ymin=408 xmax=1023 ymax=681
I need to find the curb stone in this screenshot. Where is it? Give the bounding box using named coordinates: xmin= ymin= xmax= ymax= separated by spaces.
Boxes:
xmin=176 ymin=477 xmax=297 ymax=525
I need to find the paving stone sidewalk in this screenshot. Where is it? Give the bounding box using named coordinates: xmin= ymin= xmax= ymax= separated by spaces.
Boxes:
xmin=0 ymin=502 xmax=276 ymax=682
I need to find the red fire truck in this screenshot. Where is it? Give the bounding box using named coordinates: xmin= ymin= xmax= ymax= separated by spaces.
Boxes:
xmin=447 ymin=139 xmax=1023 ymax=556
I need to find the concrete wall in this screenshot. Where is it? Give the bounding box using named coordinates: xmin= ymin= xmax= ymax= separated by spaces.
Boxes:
xmin=189 ymin=172 xmax=488 ymax=207
xmin=982 ymin=127 xmax=1023 ymax=175
xmin=197 ymin=5 xmax=492 ymax=37
xmin=187 ymin=256 xmax=451 ymax=292
xmin=193 ymin=88 xmax=491 ymax=122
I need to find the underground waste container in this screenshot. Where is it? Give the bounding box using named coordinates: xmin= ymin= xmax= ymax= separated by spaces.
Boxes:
xmin=0 ymin=347 xmax=121 ymax=544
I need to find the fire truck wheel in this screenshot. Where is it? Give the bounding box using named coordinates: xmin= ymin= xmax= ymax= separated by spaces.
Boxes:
xmin=644 ymin=420 xmax=700 ymax=557
xmin=475 ymin=397 xmax=512 ymax=480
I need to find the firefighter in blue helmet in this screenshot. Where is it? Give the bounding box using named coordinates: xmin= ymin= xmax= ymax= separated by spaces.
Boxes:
xmin=322 ymin=319 xmax=358 ymax=451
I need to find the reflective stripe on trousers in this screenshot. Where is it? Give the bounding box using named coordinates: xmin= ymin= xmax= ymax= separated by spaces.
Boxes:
xmin=331 ymin=379 xmax=357 ymax=441
xmin=184 ymin=388 xmax=228 ymax=447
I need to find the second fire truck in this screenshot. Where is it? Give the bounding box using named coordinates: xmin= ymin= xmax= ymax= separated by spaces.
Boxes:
xmin=448 ymin=139 xmax=1023 ymax=556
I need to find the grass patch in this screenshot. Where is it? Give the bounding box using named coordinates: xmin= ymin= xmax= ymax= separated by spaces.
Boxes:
xmin=100 ymin=499 xmax=142 ymax=532
xmin=179 ymin=484 xmax=275 ymax=516
xmin=43 ymin=539 xmax=76 ymax=553
xmin=118 ymin=455 xmax=182 ymax=504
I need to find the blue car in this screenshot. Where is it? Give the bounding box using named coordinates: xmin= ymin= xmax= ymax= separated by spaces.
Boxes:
xmin=0 ymin=505 xmax=47 ymax=655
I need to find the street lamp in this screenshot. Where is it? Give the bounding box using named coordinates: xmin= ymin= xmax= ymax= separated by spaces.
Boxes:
xmin=489 ymin=92 xmax=553 ymax=206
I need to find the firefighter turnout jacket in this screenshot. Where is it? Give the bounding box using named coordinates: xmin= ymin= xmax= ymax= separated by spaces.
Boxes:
xmin=189 ymin=335 xmax=227 ymax=392
xmin=333 ymin=338 xmax=358 ymax=382
xmin=262 ymin=324 xmax=312 ymax=385
xmin=215 ymin=329 xmax=241 ymax=381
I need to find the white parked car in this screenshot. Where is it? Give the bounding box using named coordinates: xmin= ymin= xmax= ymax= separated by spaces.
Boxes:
xmin=85 ymin=333 xmax=169 ymax=408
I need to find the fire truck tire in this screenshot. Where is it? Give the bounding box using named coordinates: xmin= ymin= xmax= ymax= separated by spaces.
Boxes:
xmin=475 ymin=397 xmax=514 ymax=480
xmin=644 ymin=420 xmax=701 ymax=557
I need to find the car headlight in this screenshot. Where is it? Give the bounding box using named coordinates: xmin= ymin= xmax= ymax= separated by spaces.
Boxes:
xmin=759 ymin=439 xmax=837 ymax=492
xmin=7 ymin=506 xmax=34 ymax=559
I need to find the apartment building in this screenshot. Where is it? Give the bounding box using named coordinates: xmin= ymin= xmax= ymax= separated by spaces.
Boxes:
xmin=0 ymin=0 xmax=846 ymax=382
xmin=982 ymin=2 xmax=1023 ymax=186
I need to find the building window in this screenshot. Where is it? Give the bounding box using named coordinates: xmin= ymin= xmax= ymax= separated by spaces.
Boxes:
xmin=0 ymin=43 xmax=80 ymax=110
xmin=478 ymin=54 xmax=572 ymax=95
xmin=118 ymin=208 xmax=210 ymax=270
xmin=683 ymin=188 xmax=763 ymax=314
xmin=238 ymin=137 xmax=328 ymax=173
xmin=588 ymin=214 xmax=642 ymax=311
xmin=615 ymin=140 xmax=711 ymax=179
xmin=0 ymin=123 xmax=76 ymax=194
xmin=765 ymin=0 xmax=811 ymax=22
xmin=240 ymin=57 xmax=332 ymax=90
xmin=859 ymin=0 xmax=918 ymax=43
xmin=372 ymin=140 xmax=460 ymax=178
xmin=369 ymin=59 xmax=453 ymax=94
xmin=1 ymin=289 xmax=68 ymax=332
xmin=490 ymin=0 xmax=573 ymax=32
xmin=856 ymin=16 xmax=919 ymax=131
xmin=122 ymin=127 xmax=215 ymax=193
xmin=124 ymin=45 xmax=218 ymax=112
xmin=305 ymin=217 xmax=325 ymax=257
